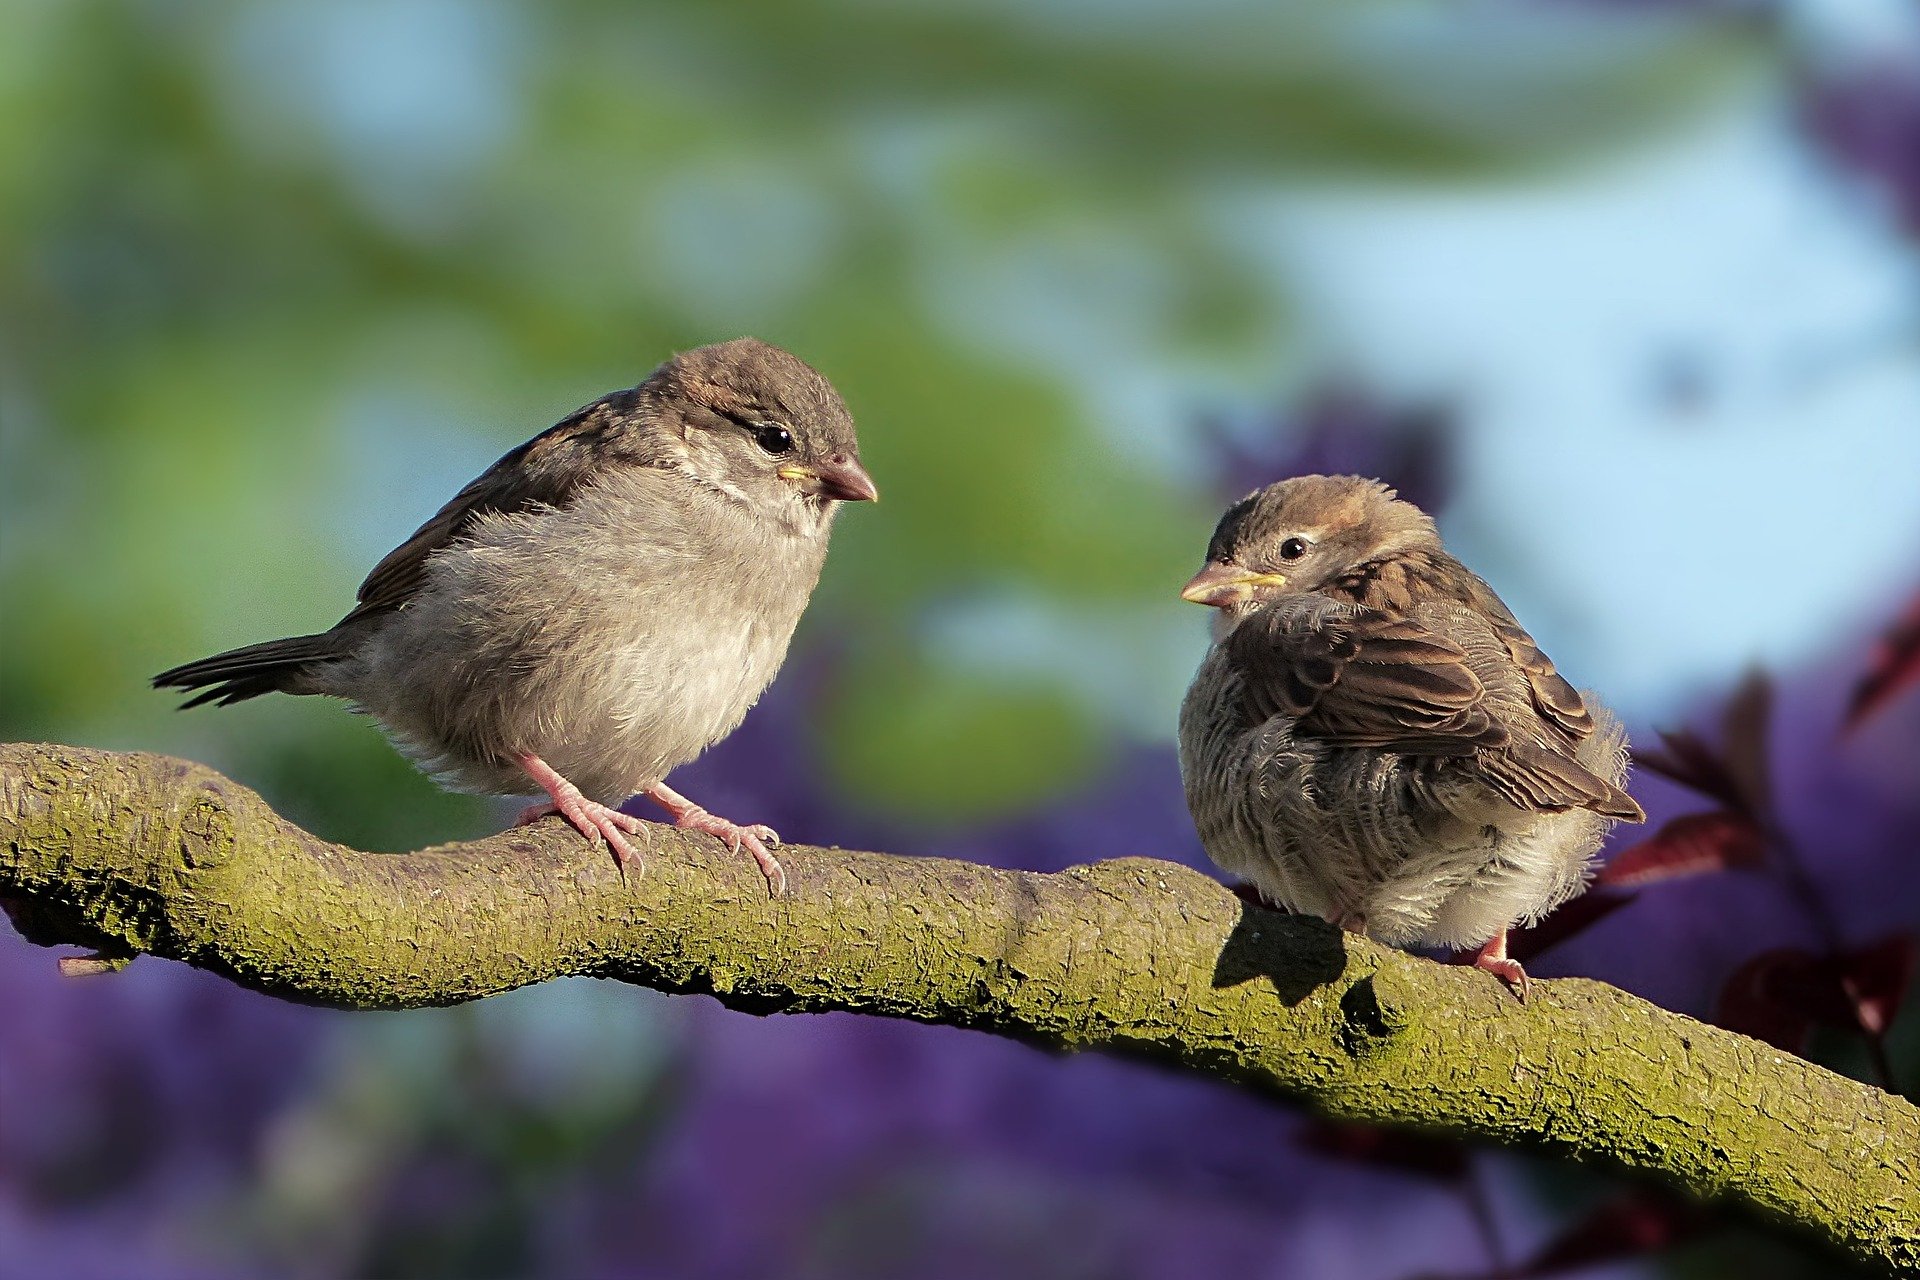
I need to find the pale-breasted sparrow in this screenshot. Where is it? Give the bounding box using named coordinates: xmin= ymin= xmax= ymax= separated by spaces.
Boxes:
xmin=156 ymin=338 xmax=877 ymax=894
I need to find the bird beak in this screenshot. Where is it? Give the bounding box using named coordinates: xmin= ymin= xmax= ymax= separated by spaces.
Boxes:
xmin=1180 ymin=563 xmax=1287 ymax=607
xmin=779 ymin=457 xmax=879 ymax=503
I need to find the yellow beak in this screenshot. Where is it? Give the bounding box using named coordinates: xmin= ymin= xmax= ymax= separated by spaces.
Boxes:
xmin=1180 ymin=563 xmax=1287 ymax=607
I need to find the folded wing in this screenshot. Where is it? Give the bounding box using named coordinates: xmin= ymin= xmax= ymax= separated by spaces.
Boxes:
xmin=1227 ymin=596 xmax=1641 ymax=819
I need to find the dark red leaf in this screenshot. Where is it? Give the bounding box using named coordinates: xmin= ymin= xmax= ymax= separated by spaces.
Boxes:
xmin=1515 ymin=1191 xmax=1706 ymax=1277
xmin=1508 ymin=891 xmax=1636 ymax=964
xmin=1839 ymin=934 xmax=1916 ymax=1036
xmin=1716 ymin=952 xmax=1812 ymax=1052
xmin=1718 ymin=668 xmax=1773 ymax=816
xmin=1593 ymin=811 xmax=1767 ymax=889
xmin=1715 ymin=948 xmax=1842 ymax=1052
xmin=1845 ymin=591 xmax=1920 ymax=733
xmin=1296 ymin=1120 xmax=1467 ymax=1182
xmin=1632 ymin=729 xmax=1751 ymax=813
xmin=1718 ymin=937 xmax=1917 ymax=1053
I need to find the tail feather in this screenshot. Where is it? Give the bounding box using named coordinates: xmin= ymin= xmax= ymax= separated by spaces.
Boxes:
xmin=153 ymin=633 xmax=343 ymax=708
xmin=1482 ymin=737 xmax=1646 ymax=823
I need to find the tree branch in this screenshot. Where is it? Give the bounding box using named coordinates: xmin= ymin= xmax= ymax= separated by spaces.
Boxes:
xmin=2 ymin=742 xmax=1914 ymax=1271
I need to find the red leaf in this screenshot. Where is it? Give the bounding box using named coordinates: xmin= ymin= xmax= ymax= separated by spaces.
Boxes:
xmin=1716 ymin=950 xmax=1814 ymax=1051
xmin=1715 ymin=948 xmax=1853 ymax=1052
xmin=1718 ymin=668 xmax=1773 ymax=816
xmin=1296 ymin=1120 xmax=1467 ymax=1182
xmin=1515 ymin=1192 xmax=1705 ymax=1277
xmin=1632 ymin=729 xmax=1751 ymax=813
xmin=1845 ymin=591 xmax=1920 ymax=733
xmin=1839 ymin=934 xmax=1915 ymax=1037
xmin=1508 ymin=891 xmax=1636 ymax=964
xmin=1718 ymin=938 xmax=1916 ymax=1051
xmin=1593 ymin=811 xmax=1767 ymax=889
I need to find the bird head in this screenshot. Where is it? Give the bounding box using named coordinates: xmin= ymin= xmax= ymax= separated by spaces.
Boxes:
xmin=645 ymin=337 xmax=877 ymax=531
xmin=1181 ymin=474 xmax=1439 ymax=616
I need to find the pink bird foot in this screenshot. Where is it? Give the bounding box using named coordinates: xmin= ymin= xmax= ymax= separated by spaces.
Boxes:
xmin=643 ymin=780 xmax=786 ymax=897
xmin=515 ymin=753 xmax=646 ymax=874
xmin=1470 ymin=928 xmax=1530 ymax=1002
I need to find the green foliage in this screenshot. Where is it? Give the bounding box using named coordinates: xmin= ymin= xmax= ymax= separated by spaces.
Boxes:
xmin=826 ymin=659 xmax=1099 ymax=821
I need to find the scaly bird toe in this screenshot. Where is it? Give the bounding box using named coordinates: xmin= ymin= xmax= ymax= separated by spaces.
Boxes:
xmin=643 ymin=780 xmax=788 ymax=896
xmin=1470 ymin=929 xmax=1530 ymax=1002
xmin=515 ymin=754 xmax=646 ymax=875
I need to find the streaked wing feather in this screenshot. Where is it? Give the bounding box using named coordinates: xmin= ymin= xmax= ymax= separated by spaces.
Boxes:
xmin=341 ymin=393 xmax=641 ymax=625
xmin=1460 ymin=577 xmax=1596 ymax=741
xmin=1228 ymin=594 xmax=1639 ymax=819
xmin=1492 ymin=619 xmax=1595 ymax=739
xmin=1227 ymin=602 xmax=1504 ymax=755
xmin=1482 ymin=738 xmax=1642 ymax=818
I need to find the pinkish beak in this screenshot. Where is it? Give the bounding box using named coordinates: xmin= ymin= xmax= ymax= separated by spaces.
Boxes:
xmin=784 ymin=455 xmax=879 ymax=503
xmin=1179 ymin=562 xmax=1287 ymax=608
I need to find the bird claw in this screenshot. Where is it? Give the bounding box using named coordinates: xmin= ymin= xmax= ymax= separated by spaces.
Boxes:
xmin=512 ymin=776 xmax=647 ymax=877
xmin=638 ymin=780 xmax=788 ymax=895
xmin=1475 ymin=955 xmax=1530 ymax=1002
xmin=1469 ymin=930 xmax=1530 ymax=1002
xmin=671 ymin=807 xmax=787 ymax=896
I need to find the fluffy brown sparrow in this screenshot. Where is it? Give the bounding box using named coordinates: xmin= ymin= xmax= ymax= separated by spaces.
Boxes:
xmin=1177 ymin=475 xmax=1642 ymax=997
xmin=155 ymin=337 xmax=876 ymax=894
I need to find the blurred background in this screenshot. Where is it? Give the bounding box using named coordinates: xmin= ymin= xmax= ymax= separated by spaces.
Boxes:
xmin=3 ymin=0 xmax=1918 ymax=1276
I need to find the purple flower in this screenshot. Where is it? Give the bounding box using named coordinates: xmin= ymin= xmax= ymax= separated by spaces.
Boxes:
xmin=1803 ymin=62 xmax=1920 ymax=237
xmin=0 ymin=931 xmax=331 ymax=1277
xmin=1198 ymin=384 xmax=1453 ymax=514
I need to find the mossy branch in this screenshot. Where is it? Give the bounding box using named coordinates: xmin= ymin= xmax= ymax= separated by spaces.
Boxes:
xmin=1 ymin=742 xmax=1914 ymax=1271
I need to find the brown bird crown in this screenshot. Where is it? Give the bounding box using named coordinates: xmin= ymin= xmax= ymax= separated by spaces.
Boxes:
xmin=1184 ymin=475 xmax=1439 ymax=609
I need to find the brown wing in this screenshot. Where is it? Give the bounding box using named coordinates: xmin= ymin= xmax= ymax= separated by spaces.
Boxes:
xmin=1458 ymin=576 xmax=1595 ymax=742
xmin=1478 ymin=738 xmax=1642 ymax=819
xmin=1226 ymin=598 xmax=1508 ymax=755
xmin=1229 ymin=595 xmax=1643 ymax=820
xmin=340 ymin=391 xmax=646 ymax=626
xmin=1427 ymin=594 xmax=1641 ymax=820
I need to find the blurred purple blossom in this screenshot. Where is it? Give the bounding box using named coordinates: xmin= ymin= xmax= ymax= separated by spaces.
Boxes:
xmin=1803 ymin=61 xmax=1920 ymax=237
xmin=1197 ymin=383 xmax=1454 ymax=515
xmin=0 ymin=930 xmax=330 ymax=1277
xmin=1541 ymin=630 xmax=1920 ymax=1031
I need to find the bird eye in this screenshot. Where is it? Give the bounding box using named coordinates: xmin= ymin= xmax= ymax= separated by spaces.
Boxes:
xmin=750 ymin=423 xmax=795 ymax=456
xmin=1279 ymin=537 xmax=1309 ymax=561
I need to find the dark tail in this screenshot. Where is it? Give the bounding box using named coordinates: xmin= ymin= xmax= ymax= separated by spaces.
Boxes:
xmin=153 ymin=633 xmax=344 ymax=708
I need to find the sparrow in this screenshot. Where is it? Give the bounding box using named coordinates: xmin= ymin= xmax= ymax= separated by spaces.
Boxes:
xmin=1176 ymin=475 xmax=1643 ymax=997
xmin=154 ymin=337 xmax=877 ymax=894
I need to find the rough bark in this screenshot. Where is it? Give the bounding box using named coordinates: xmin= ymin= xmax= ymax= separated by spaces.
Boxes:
xmin=1 ymin=742 xmax=1914 ymax=1271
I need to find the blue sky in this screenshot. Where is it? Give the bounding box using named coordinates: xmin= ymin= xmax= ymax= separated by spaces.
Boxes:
xmin=1254 ymin=79 xmax=1920 ymax=718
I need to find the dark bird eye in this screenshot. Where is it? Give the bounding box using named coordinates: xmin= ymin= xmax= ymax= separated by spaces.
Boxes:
xmin=1279 ymin=537 xmax=1309 ymax=561
xmin=750 ymin=422 xmax=795 ymax=456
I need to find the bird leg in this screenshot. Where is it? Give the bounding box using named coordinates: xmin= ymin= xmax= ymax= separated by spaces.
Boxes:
xmin=641 ymin=780 xmax=787 ymax=897
xmin=1469 ymin=928 xmax=1530 ymax=1002
xmin=513 ymin=753 xmax=645 ymax=874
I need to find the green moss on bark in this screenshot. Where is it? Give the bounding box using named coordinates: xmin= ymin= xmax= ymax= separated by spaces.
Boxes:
xmin=2 ymin=742 xmax=1915 ymax=1270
